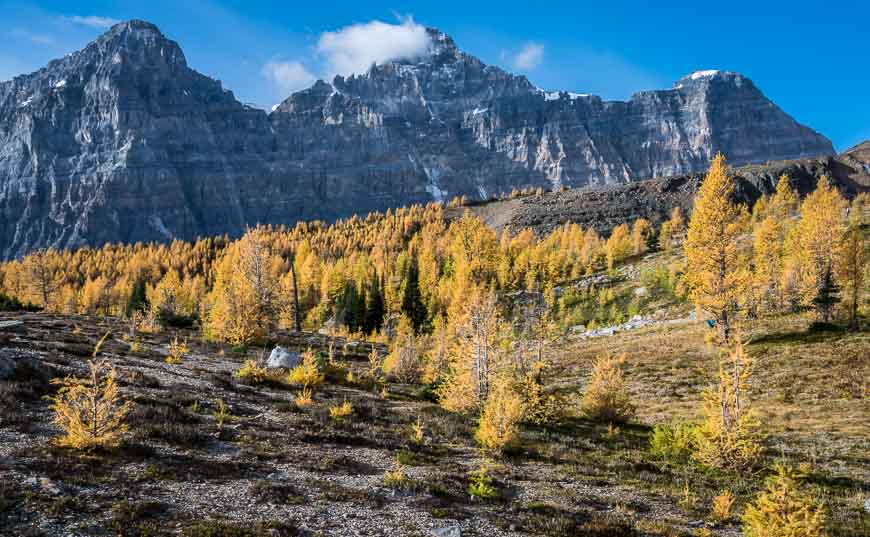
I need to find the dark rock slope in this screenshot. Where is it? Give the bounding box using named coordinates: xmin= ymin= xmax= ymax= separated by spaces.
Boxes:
xmin=460 ymin=150 xmax=869 ymax=237
xmin=0 ymin=21 xmax=834 ymax=258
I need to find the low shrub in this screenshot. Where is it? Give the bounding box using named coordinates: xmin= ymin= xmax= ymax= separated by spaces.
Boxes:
xmin=287 ymin=349 xmax=324 ymax=390
xmin=742 ymin=464 xmax=827 ymax=537
xmin=649 ymin=422 xmax=699 ymax=462
xmin=328 ymin=401 xmax=354 ymax=421
xmin=582 ymin=353 xmax=635 ymax=423
xmin=467 ymin=464 xmax=497 ymax=500
xmin=235 ymin=360 xmax=269 ymax=384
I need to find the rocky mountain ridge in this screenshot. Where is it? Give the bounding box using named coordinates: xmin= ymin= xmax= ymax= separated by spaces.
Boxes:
xmin=458 ymin=147 xmax=870 ymax=237
xmin=0 ymin=20 xmax=834 ymax=259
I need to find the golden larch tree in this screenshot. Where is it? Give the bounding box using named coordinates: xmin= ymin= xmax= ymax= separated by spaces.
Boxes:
xmin=836 ymin=193 xmax=868 ymax=330
xmin=694 ymin=342 xmax=762 ymax=470
xmin=49 ymin=333 xmax=133 ymax=450
xmin=438 ymin=286 xmax=507 ymax=413
xmin=205 ymin=228 xmax=283 ymax=344
xmin=788 ymin=176 xmax=847 ymax=321
xmin=685 ymin=154 xmax=750 ymax=341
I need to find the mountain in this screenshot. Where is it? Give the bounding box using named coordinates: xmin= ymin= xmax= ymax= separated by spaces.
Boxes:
xmin=0 ymin=20 xmax=834 ymax=259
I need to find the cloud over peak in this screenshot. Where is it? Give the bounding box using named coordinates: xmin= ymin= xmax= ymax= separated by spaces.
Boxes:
xmin=316 ymin=18 xmax=431 ymax=77
xmin=513 ymin=42 xmax=544 ymax=70
xmin=262 ymin=60 xmax=317 ymax=96
xmin=63 ymin=15 xmax=121 ymax=29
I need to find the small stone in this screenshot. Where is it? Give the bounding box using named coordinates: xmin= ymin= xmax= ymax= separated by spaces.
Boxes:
xmin=864 ymin=498 xmax=870 ymax=513
xmin=25 ymin=477 xmax=64 ymax=496
xmin=0 ymin=320 xmax=24 ymax=332
xmin=266 ymin=346 xmax=300 ymax=369
xmin=432 ymin=526 xmax=461 ymax=537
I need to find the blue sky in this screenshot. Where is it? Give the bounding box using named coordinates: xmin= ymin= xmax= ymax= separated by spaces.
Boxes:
xmin=1 ymin=0 xmax=868 ymax=151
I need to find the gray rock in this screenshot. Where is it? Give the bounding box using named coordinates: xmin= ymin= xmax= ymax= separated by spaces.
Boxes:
xmin=266 ymin=347 xmax=300 ymax=369
xmin=0 ymin=356 xmax=13 ymax=380
xmin=25 ymin=477 xmax=64 ymax=496
xmin=432 ymin=526 xmax=461 ymax=537
xmin=0 ymin=20 xmax=838 ymax=259
xmin=0 ymin=320 xmax=24 ymax=332
xmin=864 ymin=498 xmax=870 ymax=514
xmin=0 ymin=348 xmax=47 ymax=380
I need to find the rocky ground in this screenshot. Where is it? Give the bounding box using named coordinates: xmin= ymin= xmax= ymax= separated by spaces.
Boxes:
xmin=0 ymin=265 xmax=867 ymax=536
xmin=0 ymin=312 xmax=720 ymax=537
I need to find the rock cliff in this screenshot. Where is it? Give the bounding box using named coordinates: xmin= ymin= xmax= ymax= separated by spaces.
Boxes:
xmin=0 ymin=21 xmax=834 ymax=258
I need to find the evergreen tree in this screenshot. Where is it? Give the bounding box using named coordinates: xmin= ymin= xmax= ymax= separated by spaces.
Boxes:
xmin=125 ymin=277 xmax=148 ymax=317
xmin=336 ymin=281 xmax=361 ymax=332
xmin=364 ymin=273 xmax=386 ymax=334
xmin=401 ymin=254 xmax=427 ymax=332
xmin=811 ymin=266 xmax=840 ymax=324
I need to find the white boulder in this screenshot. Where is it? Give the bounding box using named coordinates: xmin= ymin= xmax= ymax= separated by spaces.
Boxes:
xmin=266 ymin=346 xmax=300 ymax=369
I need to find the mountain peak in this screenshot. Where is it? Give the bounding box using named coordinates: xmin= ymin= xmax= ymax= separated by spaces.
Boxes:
xmin=82 ymin=19 xmax=188 ymax=70
xmin=425 ymin=27 xmax=459 ymax=57
xmin=95 ymin=19 xmax=167 ymax=46
xmin=673 ymin=70 xmax=747 ymax=88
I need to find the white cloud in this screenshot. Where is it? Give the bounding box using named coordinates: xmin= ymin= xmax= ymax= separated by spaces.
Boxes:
xmin=316 ymin=18 xmax=431 ymax=77
xmin=63 ymin=15 xmax=120 ymax=29
xmin=262 ymin=60 xmax=317 ymax=95
xmin=9 ymin=28 xmax=54 ymax=45
xmin=513 ymin=42 xmax=544 ymax=71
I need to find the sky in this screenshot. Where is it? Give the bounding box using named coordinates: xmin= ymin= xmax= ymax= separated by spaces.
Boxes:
xmin=1 ymin=0 xmax=868 ymax=151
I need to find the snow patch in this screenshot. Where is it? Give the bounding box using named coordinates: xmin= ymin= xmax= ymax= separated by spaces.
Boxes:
xmin=541 ymin=90 xmax=589 ymax=101
xmin=477 ymin=186 xmax=488 ymax=200
xmin=688 ymin=70 xmax=720 ymax=80
xmin=425 ymin=181 xmax=446 ymax=202
xmin=864 ymin=163 xmax=870 ymax=174
xmin=271 ymin=104 xmax=280 ymax=112
xmin=18 ymin=97 xmax=33 ymax=108
xmin=53 ymin=79 xmax=66 ymax=89
xmin=471 ymin=107 xmax=488 ymax=115
xmin=147 ymin=215 xmax=173 ymax=240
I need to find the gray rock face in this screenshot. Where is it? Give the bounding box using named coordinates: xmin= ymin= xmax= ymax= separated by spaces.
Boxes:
xmin=0 ymin=347 xmax=48 ymax=380
xmin=0 ymin=21 xmax=834 ymax=259
xmin=266 ymin=346 xmax=300 ymax=369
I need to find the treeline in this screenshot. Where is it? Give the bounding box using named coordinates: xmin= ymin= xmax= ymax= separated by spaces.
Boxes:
xmin=0 ymin=203 xmax=663 ymax=341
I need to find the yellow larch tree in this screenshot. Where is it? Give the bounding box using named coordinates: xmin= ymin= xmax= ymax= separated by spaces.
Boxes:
xmin=205 ymin=228 xmax=283 ymax=345
xmin=605 ymin=223 xmax=633 ymax=270
xmin=685 ymin=154 xmax=750 ymax=341
xmin=787 ymin=176 xmax=848 ymax=321
xmin=48 ymin=333 xmax=133 ymax=450
xmin=694 ymin=342 xmax=762 ymax=470
xmin=23 ymin=249 xmax=63 ymax=310
xmin=475 ymin=373 xmax=525 ymax=451
xmin=836 ymin=193 xmax=868 ymax=330
xmin=631 ymin=218 xmax=652 ymax=256
xmin=438 ymin=286 xmax=507 ymax=414
xmin=751 ymin=175 xmax=800 ymax=315
xmin=659 ymin=206 xmax=685 ymax=252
